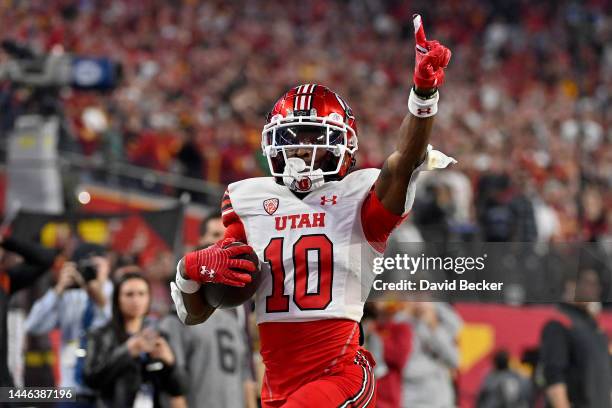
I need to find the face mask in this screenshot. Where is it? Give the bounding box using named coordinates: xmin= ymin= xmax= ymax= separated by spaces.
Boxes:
xmin=282 ymin=157 xmax=325 ymax=193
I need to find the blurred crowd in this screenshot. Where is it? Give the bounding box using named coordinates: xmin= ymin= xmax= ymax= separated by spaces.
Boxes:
xmin=0 ymin=0 xmax=610 ymax=243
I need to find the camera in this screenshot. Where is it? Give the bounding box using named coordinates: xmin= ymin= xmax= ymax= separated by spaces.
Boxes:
xmin=0 ymin=39 xmax=122 ymax=90
xmin=68 ymin=243 xmax=107 ymax=289
xmin=140 ymin=321 xmax=165 ymax=372
xmin=76 ymin=257 xmax=99 ymax=283
xmin=65 ymin=256 xmax=99 ymax=290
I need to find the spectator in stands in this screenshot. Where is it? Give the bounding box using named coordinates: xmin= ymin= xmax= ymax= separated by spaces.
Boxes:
xmin=401 ymin=302 xmax=462 ymax=408
xmin=146 ymin=250 xmax=175 ymax=318
xmin=476 ymin=172 xmax=537 ymax=242
xmin=539 ymin=269 xmax=612 ymax=408
xmin=176 ymin=129 xmax=208 ymax=203
xmin=412 ymin=183 xmax=452 ymax=242
xmin=84 ymin=272 xmax=186 ymax=407
xmin=197 ymin=211 xmax=225 ymax=250
xmin=0 ymin=0 xmax=609 ymax=241
xmin=372 ymin=302 xmax=412 ymax=408
xmin=0 ymin=234 xmax=57 ymax=387
xmin=26 ymin=243 xmax=112 ymax=407
xmin=360 ymin=303 xmax=389 ymax=381
xmin=477 ymin=350 xmax=531 ymax=408
xmin=415 ymin=170 xmax=475 ymax=239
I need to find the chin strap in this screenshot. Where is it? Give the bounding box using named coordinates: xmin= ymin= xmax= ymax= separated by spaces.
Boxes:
xmin=282 ymin=157 xmax=326 ymax=193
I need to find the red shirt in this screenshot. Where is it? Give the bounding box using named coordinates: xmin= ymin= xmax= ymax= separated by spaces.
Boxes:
xmin=376 ymin=320 xmax=412 ymax=408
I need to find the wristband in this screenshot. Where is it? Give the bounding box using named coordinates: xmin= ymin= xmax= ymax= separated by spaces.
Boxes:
xmin=175 ymin=262 xmax=201 ymax=294
xmin=170 ymin=282 xmax=189 ymax=324
xmin=408 ymin=87 xmax=439 ymax=118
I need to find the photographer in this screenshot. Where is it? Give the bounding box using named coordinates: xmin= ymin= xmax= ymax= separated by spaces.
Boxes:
xmin=84 ymin=272 xmax=186 ymax=407
xmin=25 ymin=243 xmax=112 ymax=407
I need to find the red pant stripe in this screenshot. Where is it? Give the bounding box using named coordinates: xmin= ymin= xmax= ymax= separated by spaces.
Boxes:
xmin=351 ymin=352 xmax=376 ymax=407
xmin=353 ymin=367 xmax=375 ymax=407
xmin=338 ymin=366 xmax=369 ymax=408
xmin=339 ymin=354 xmax=376 ymax=408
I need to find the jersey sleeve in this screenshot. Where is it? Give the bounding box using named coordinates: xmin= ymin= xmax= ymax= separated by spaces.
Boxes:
xmin=221 ymin=188 xmax=247 ymax=243
xmin=361 ymin=186 xmax=407 ymax=253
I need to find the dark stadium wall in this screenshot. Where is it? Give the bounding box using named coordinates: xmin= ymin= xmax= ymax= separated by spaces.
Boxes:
xmin=0 ymin=177 xmax=206 ymax=262
xmin=76 ymin=186 xmax=205 ymax=264
xmin=64 ymin=184 xmax=205 ymax=249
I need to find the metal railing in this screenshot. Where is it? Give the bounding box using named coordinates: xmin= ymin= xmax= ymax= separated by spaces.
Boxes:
xmin=59 ymin=150 xmax=224 ymax=195
xmin=0 ymin=141 xmax=226 ymax=205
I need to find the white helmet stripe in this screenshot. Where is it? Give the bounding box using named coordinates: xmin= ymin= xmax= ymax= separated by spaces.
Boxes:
xmin=300 ymin=83 xmax=310 ymax=110
xmin=294 ymin=85 xmax=305 ymax=110
xmin=300 ymin=83 xmax=316 ymax=110
xmin=306 ymin=84 xmax=317 ymax=110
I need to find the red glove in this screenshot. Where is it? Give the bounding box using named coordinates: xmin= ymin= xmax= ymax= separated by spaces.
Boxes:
xmin=412 ymin=14 xmax=452 ymax=90
xmin=183 ymin=238 xmax=256 ymax=287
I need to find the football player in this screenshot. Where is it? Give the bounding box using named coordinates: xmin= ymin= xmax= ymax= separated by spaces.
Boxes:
xmin=172 ymin=15 xmax=453 ymax=407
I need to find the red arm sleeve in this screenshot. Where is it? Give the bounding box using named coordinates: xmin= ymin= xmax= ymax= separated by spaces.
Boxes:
xmin=361 ymin=186 xmax=407 ymax=252
xmin=221 ymin=188 xmax=247 ymax=243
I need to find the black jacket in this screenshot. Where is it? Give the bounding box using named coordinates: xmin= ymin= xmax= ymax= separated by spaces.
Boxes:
xmin=540 ymin=304 xmax=612 ymax=408
xmin=0 ymin=237 xmax=57 ymax=386
xmin=83 ymin=323 xmax=187 ymax=407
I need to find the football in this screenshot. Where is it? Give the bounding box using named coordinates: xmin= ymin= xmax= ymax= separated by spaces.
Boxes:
xmin=202 ymin=241 xmax=261 ymax=309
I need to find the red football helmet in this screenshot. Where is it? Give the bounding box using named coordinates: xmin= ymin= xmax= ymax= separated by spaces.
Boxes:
xmin=261 ymin=84 xmax=358 ymax=191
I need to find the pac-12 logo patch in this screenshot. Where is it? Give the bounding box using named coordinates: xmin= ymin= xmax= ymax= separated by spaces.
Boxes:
xmin=263 ymin=198 xmax=279 ymax=215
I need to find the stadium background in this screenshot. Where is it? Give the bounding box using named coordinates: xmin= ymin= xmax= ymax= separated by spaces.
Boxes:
xmin=0 ymin=0 xmax=610 ymax=407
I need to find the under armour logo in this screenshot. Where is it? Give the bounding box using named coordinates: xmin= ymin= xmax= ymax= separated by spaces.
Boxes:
xmin=417 ymin=107 xmax=432 ymax=115
xmin=201 ymin=266 xmax=216 ymax=280
xmin=320 ymin=195 xmax=337 ymax=205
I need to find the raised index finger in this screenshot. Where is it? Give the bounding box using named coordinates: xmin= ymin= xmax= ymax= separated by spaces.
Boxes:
xmin=413 ymin=14 xmax=427 ymax=50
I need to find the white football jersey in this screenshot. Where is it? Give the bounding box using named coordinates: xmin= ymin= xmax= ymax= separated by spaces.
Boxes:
xmin=223 ymin=146 xmax=455 ymax=324
xmin=225 ymin=168 xmax=382 ymax=324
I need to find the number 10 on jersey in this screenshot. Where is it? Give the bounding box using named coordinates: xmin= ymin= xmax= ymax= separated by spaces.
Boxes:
xmin=264 ymin=234 xmax=334 ymax=312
